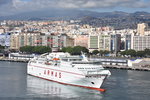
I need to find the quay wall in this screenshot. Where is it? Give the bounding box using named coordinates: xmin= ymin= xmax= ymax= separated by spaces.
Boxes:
xmin=0 ymin=57 xmax=150 ymax=71
xmin=0 ymin=57 xmax=28 ymax=63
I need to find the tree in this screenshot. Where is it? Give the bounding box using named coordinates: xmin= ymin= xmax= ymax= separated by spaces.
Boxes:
xmin=103 ymin=50 xmax=110 ymax=56
xmin=0 ymin=45 xmax=5 ymax=53
xmin=33 ymin=46 xmax=51 ymax=54
xmin=120 ymin=51 xmax=127 ymax=57
xmin=61 ymin=46 xmax=89 ymax=55
xmin=61 ymin=47 xmax=67 ymax=52
xmin=92 ymin=50 xmax=99 ymax=55
xmin=99 ymin=50 xmax=104 ymax=56
xmin=72 ymin=46 xmax=89 ymax=55
xmin=136 ymin=51 xmax=145 ymax=57
xmin=20 ymin=46 xmax=34 ymax=53
xmin=0 ymin=45 xmax=4 ymax=49
xmin=65 ymin=47 xmax=73 ymax=54
xmin=126 ymin=49 xmax=136 ymax=57
xmin=61 ymin=47 xmax=73 ymax=54
xmin=20 ymin=46 xmax=51 ymax=54
xmin=144 ymin=48 xmax=150 ymax=57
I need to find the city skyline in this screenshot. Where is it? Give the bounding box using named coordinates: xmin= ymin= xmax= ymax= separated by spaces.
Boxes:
xmin=0 ymin=0 xmax=150 ymax=16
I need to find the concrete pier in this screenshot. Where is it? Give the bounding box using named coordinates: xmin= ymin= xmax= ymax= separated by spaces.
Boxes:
xmin=103 ymin=65 xmax=150 ymax=71
xmin=1 ymin=57 xmax=150 ymax=71
xmin=0 ymin=58 xmax=29 ymax=63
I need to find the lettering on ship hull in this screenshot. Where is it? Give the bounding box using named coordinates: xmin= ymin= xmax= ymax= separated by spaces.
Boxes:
xmin=44 ymin=70 xmax=61 ymax=78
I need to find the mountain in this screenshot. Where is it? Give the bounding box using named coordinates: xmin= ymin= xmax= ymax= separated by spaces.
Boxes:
xmin=0 ymin=9 xmax=99 ymax=20
xmin=0 ymin=9 xmax=130 ymax=20
xmin=79 ymin=11 xmax=150 ymax=29
xmin=1 ymin=9 xmax=150 ymax=29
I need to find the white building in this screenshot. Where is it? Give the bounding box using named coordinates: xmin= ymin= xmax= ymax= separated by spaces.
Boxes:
xmin=137 ymin=23 xmax=148 ymax=36
xmin=88 ymin=35 xmax=111 ymax=52
xmin=131 ymin=35 xmax=150 ymax=51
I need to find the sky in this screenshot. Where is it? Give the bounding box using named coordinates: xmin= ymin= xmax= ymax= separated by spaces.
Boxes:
xmin=0 ymin=0 xmax=150 ymax=16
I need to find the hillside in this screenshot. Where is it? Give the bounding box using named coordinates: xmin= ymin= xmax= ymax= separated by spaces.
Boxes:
xmin=1 ymin=9 xmax=150 ymax=29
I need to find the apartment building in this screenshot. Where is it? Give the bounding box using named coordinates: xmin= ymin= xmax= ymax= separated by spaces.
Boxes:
xmin=74 ymin=35 xmax=88 ymax=48
xmin=99 ymin=35 xmax=111 ymax=51
xmin=137 ymin=23 xmax=148 ymax=36
xmin=10 ymin=33 xmax=20 ymax=50
xmin=110 ymin=34 xmax=121 ymax=53
xmin=0 ymin=33 xmax=10 ymax=47
xmin=88 ymin=35 xmax=99 ymax=52
xmin=49 ymin=34 xmax=74 ymax=51
xmin=132 ymin=35 xmax=150 ymax=51
xmin=20 ymin=32 xmax=41 ymax=47
xmin=125 ymin=34 xmax=132 ymax=50
xmin=10 ymin=32 xmax=74 ymax=51
xmin=88 ymin=35 xmax=111 ymax=52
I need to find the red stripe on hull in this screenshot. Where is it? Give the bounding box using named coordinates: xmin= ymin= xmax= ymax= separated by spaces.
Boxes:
xmin=28 ymin=74 xmax=106 ymax=92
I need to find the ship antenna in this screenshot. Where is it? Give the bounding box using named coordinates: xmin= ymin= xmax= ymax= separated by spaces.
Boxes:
xmin=81 ymin=51 xmax=88 ymax=62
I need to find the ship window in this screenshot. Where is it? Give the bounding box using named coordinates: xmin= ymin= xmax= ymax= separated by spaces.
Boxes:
xmin=79 ymin=68 xmax=84 ymax=69
xmin=62 ymin=59 xmax=68 ymax=61
xmin=91 ymin=82 xmax=95 ymax=84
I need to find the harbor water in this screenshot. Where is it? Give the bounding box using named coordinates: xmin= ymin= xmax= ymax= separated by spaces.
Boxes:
xmin=0 ymin=61 xmax=150 ymax=100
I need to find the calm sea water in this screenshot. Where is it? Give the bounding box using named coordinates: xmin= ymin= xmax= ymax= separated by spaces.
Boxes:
xmin=0 ymin=61 xmax=150 ymax=100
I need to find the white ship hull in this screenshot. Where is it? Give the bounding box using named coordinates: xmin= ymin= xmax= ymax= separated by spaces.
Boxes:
xmin=28 ymin=63 xmax=106 ymax=91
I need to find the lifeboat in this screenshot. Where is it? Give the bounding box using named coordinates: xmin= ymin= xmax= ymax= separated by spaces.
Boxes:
xmin=53 ymin=58 xmax=60 ymax=60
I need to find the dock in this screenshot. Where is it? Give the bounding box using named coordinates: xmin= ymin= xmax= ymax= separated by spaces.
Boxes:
xmin=103 ymin=65 xmax=150 ymax=71
xmin=0 ymin=58 xmax=29 ymax=63
xmin=0 ymin=57 xmax=150 ymax=71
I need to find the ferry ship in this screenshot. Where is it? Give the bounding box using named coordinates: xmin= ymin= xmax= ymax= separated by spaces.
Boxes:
xmin=27 ymin=52 xmax=111 ymax=92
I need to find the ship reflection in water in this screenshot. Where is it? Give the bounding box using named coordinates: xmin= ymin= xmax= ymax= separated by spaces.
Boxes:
xmin=26 ymin=75 xmax=103 ymax=99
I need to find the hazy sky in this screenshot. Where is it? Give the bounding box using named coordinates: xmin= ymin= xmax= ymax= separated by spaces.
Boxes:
xmin=0 ymin=0 xmax=150 ymax=16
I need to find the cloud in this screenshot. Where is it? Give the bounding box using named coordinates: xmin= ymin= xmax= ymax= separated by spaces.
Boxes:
xmin=14 ymin=0 xmax=150 ymax=8
xmin=0 ymin=0 xmax=12 ymax=5
xmin=0 ymin=0 xmax=149 ymax=16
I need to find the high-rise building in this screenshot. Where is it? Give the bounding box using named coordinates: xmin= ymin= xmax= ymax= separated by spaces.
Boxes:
xmin=60 ymin=34 xmax=74 ymax=48
xmin=20 ymin=32 xmax=41 ymax=47
xmin=10 ymin=33 xmax=20 ymax=50
xmin=10 ymin=32 xmax=41 ymax=50
xmin=132 ymin=35 xmax=150 ymax=51
xmin=88 ymin=35 xmax=111 ymax=52
xmin=74 ymin=35 xmax=88 ymax=48
xmin=125 ymin=34 xmax=132 ymax=50
xmin=99 ymin=35 xmax=111 ymax=51
xmin=110 ymin=34 xmax=121 ymax=53
xmin=88 ymin=35 xmax=99 ymax=52
xmin=50 ymin=34 xmax=74 ymax=52
xmin=10 ymin=32 xmax=74 ymax=51
xmin=137 ymin=23 xmax=148 ymax=36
